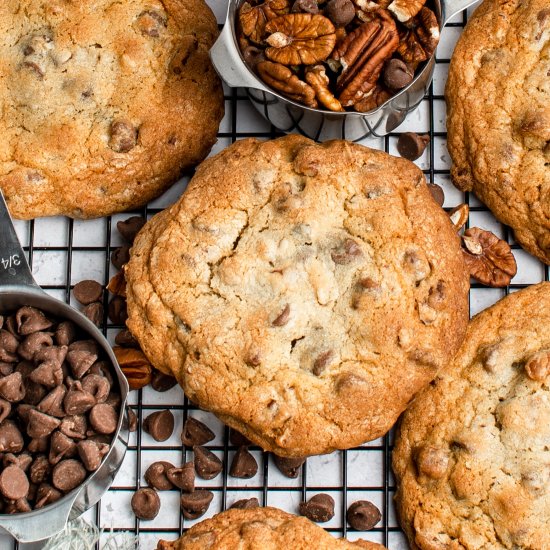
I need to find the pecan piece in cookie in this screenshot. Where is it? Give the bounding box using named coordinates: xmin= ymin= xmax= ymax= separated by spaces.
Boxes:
xmin=136 ymin=10 xmax=167 ymax=37
xmin=257 ymin=61 xmax=318 ymax=107
xmin=396 ymin=7 xmax=440 ymax=69
xmin=462 ymin=227 xmax=517 ymax=287
xmin=239 ymin=0 xmax=290 ymax=44
xmin=305 ymin=65 xmax=344 ymax=111
xmin=265 ymin=14 xmax=336 ymax=65
xmin=332 ymin=10 xmax=399 ymax=106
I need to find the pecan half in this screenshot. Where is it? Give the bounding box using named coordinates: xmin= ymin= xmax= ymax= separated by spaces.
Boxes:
xmin=448 ymin=203 xmax=469 ymax=231
xmin=107 ymin=270 xmax=127 ymax=298
xmin=265 ymin=14 xmax=336 ymax=65
xmin=332 ymin=10 xmax=399 ymax=106
xmin=396 ymin=7 xmax=439 ymax=69
xmin=388 ymin=0 xmax=426 ymax=22
xmin=462 ymin=228 xmax=517 ymax=287
xmin=257 ymin=61 xmax=318 ymax=107
xmin=305 ymin=65 xmax=344 ymax=111
xmin=239 ymin=0 xmax=290 ymax=44
xmin=113 ymin=347 xmax=152 ymax=390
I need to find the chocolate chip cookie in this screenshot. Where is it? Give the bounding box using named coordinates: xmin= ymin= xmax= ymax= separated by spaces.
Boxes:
xmin=446 ymin=0 xmax=550 ymax=263
xmin=0 ymin=0 xmax=223 ymax=219
xmin=393 ymin=282 xmax=550 ymax=549
xmin=156 ymin=507 xmax=385 ymax=549
xmin=125 ymin=135 xmax=469 ymax=457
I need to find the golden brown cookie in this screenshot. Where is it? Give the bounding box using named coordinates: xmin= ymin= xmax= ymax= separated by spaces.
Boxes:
xmin=0 ymin=0 xmax=224 ymax=219
xmin=125 ymin=135 xmax=469 ymax=457
xmin=393 ymin=282 xmax=550 ymax=549
xmin=446 ymin=0 xmax=550 ymax=263
xmin=156 ymin=507 xmax=386 ymax=549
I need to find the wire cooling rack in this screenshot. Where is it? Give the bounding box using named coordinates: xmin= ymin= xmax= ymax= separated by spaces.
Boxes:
xmin=6 ymin=1 xmax=549 ymax=548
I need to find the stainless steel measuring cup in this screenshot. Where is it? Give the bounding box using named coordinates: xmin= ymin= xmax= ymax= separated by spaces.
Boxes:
xmin=210 ymin=0 xmax=479 ymax=141
xmin=0 ymin=191 xmax=129 ymax=543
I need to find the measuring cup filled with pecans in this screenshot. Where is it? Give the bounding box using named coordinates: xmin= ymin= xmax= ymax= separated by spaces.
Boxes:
xmin=0 ymin=191 xmax=129 ymax=542
xmin=210 ymin=0 xmax=478 ymax=140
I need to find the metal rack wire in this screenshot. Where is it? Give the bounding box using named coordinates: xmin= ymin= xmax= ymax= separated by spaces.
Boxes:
xmin=7 ymin=2 xmax=549 ymax=548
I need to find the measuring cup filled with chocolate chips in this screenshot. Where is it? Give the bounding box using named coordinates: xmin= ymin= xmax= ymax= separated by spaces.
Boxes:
xmin=211 ymin=0 xmax=478 ymax=140
xmin=0 ymin=191 xmax=129 ymax=542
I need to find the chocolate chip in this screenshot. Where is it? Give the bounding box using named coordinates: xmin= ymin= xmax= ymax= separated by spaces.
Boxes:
xmin=0 ymin=363 xmax=13 ymax=376
xmin=77 ymin=440 xmax=108 ymax=471
xmin=397 ymin=132 xmax=430 ymax=161
xmin=128 ymin=407 xmax=138 ymax=432
xmin=83 ymin=302 xmax=103 ymax=327
xmin=89 ymin=403 xmax=118 ymax=434
xmin=59 ymin=415 xmax=87 ymax=440
xmin=108 ymin=296 xmax=128 ymax=325
xmin=325 ymin=0 xmax=355 ymax=26
xmin=383 ymin=58 xmax=414 ymax=90
xmin=52 ymin=459 xmax=86 ymax=493
xmin=299 ymin=493 xmax=335 ymax=522
xmin=66 ymin=347 xmax=98 ymax=379
xmin=35 ymin=482 xmax=62 ymax=508
xmin=145 ymin=461 xmax=174 ymax=491
xmin=117 ymin=216 xmax=146 ymax=244
xmin=4 ymin=452 xmax=32 ymax=471
xmin=0 ymin=399 xmax=11 ymax=424
xmin=27 ymin=409 xmax=61 ymax=438
xmin=131 ymin=487 xmax=160 ymax=520
xmin=346 ymin=500 xmax=381 ymax=530
xmin=291 ymin=0 xmax=319 ymax=13
xmin=194 ymin=446 xmax=222 ymax=480
xmin=229 ymin=428 xmax=251 ymax=447
xmin=180 ymin=489 xmax=213 ymax=519
xmin=166 ymin=462 xmax=195 ymax=492
xmin=313 ymin=350 xmax=334 ymax=376
xmin=90 ymin=360 xmax=114 ymax=387
xmin=81 ymin=374 xmax=110 ymax=403
xmin=0 ymin=330 xmax=20 ymax=362
xmin=0 ymin=372 xmax=26 ymax=402
xmin=151 ymin=369 xmax=177 ymax=392
xmin=16 ymin=307 xmax=53 ymax=335
xmin=230 ymin=447 xmax=258 ymax=479
xmin=181 ymin=417 xmax=214 ymax=446
xmin=143 ymin=410 xmax=174 ymax=442
xmin=55 ymin=321 xmax=77 ymax=346
xmin=273 ymin=455 xmax=306 ymax=478
xmin=29 ymin=362 xmax=63 ymax=388
xmin=230 ymin=497 xmax=260 ymax=510
xmin=38 ymin=385 xmax=67 ymax=417
xmin=28 ymin=437 xmax=49 ymax=453
xmin=109 ymin=120 xmax=137 ymax=153
xmin=30 ymin=455 xmax=51 ymax=484
xmin=73 ymin=280 xmax=103 ymax=306
xmin=49 ymin=431 xmax=77 ymax=465
xmin=272 ymin=304 xmax=291 ymax=327
xmin=331 ymin=238 xmax=362 ymax=264
xmin=17 ymin=332 xmax=53 ymax=361
xmin=0 ymin=466 xmax=29 ymax=500
xmin=115 ymin=329 xmax=139 ymax=348
xmin=34 ymin=345 xmax=67 ymax=368
xmin=64 ymin=381 xmax=96 ymax=415
xmin=427 ymin=183 xmax=445 ymax=207
xmin=111 ymin=246 xmax=130 ymax=270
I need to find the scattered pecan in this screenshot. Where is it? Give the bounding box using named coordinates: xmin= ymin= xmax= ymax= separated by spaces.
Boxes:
xmin=388 ymin=0 xmax=426 ymax=22
xmin=353 ymin=85 xmax=391 ymax=111
xmin=265 ymin=14 xmax=336 ymax=65
xmin=332 ymin=10 xmax=399 ymax=106
xmin=305 ymin=65 xmax=344 ymax=111
xmin=461 ymin=227 xmax=517 ymax=287
xmin=107 ymin=270 xmax=127 ymax=298
xmin=396 ymin=7 xmax=439 ymax=69
xmin=257 ymin=61 xmax=318 ymax=107
xmin=113 ymin=347 xmax=152 ymax=390
xmin=239 ymin=0 xmax=290 ymax=44
xmin=448 ymin=203 xmax=469 ymax=231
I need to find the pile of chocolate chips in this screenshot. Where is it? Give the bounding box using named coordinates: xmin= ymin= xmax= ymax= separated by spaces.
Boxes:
xmin=0 ymin=306 xmax=120 ymax=513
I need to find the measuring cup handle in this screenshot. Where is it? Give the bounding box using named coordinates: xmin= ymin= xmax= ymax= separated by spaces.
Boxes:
xmin=0 ymin=190 xmax=38 ymax=288
xmin=442 ymin=0 xmax=479 ymax=25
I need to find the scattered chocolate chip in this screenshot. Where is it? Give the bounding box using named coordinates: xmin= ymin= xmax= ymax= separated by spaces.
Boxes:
xmin=108 ymin=296 xmax=128 ymax=325
xmin=131 ymin=487 xmax=160 ymax=520
xmin=229 ymin=428 xmax=251 ymax=447
xmin=273 ymin=455 xmax=306 ymax=478
xmin=0 ymin=466 xmax=29 ymax=500
xmin=145 ymin=461 xmax=174 ymax=491
xmin=291 ymin=0 xmax=318 ymax=13
xmin=89 ymin=403 xmax=118 ymax=434
xmin=52 ymin=459 xmax=86 ymax=493
xmin=299 ymin=493 xmax=335 ymax=522
xmin=128 ymin=407 xmax=138 ymax=432
xmin=143 ymin=410 xmax=174 ymax=442
xmin=181 ymin=417 xmax=214 ymax=446
xmin=325 ymin=0 xmax=355 ymax=27
xmin=230 ymin=497 xmax=260 ymax=510
xmin=383 ymin=58 xmax=414 ymax=90
xmin=115 ymin=329 xmax=139 ymax=348
xmin=346 ymin=500 xmax=381 ymax=530
xmin=230 ymin=447 xmax=258 ymax=479
xmin=180 ymin=489 xmax=213 ymax=519
xmin=427 ymin=183 xmax=445 ymax=207
xmin=166 ymin=462 xmax=195 ymax=492
xmin=82 ymin=302 xmax=104 ymax=327
xmin=194 ymin=446 xmax=223 ymax=480
xmin=73 ymin=280 xmax=103 ymax=306
xmin=111 ymin=246 xmax=131 ymax=270
xmin=397 ymin=132 xmax=430 ymax=161
xmin=151 ymin=369 xmax=177 ymax=392
xmin=117 ymin=216 xmax=146 ymax=244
